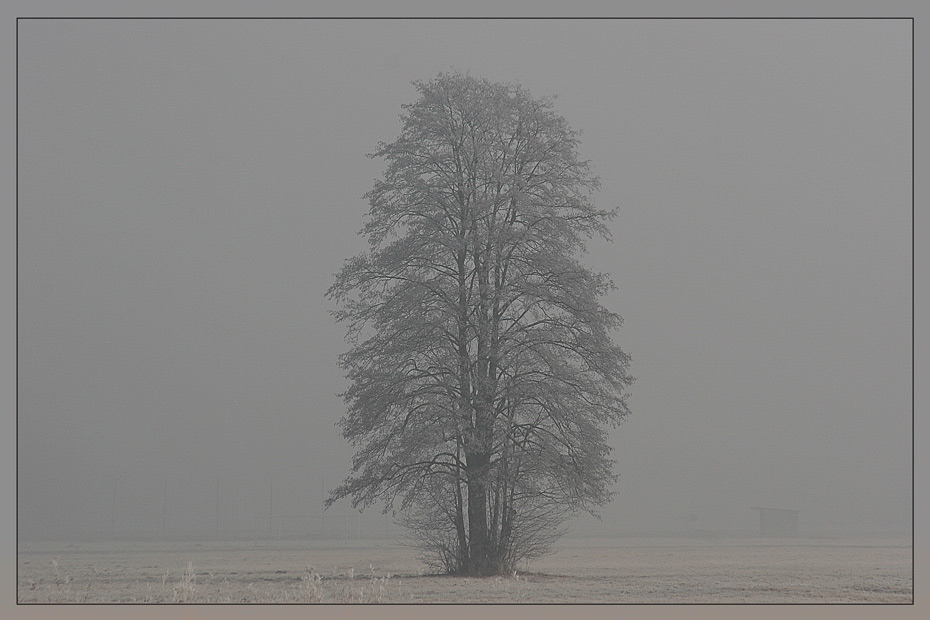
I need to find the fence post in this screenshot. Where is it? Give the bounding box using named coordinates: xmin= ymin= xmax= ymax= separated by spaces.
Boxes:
xmin=215 ymin=476 xmax=220 ymax=540
xmin=162 ymin=476 xmax=167 ymax=540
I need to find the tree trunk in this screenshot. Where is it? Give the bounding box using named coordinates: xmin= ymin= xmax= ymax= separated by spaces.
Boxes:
xmin=464 ymin=449 xmax=489 ymax=575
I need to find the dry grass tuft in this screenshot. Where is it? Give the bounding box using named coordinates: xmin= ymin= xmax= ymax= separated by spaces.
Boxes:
xmin=171 ymin=561 xmax=196 ymax=603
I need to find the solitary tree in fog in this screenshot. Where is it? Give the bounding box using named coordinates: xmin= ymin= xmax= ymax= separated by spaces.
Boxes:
xmin=327 ymin=73 xmax=633 ymax=576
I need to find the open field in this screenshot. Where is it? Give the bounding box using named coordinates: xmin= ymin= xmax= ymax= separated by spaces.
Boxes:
xmin=17 ymin=537 xmax=912 ymax=603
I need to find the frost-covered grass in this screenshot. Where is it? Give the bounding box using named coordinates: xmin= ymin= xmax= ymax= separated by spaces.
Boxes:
xmin=19 ymin=546 xmax=409 ymax=603
xmin=17 ymin=537 xmax=912 ymax=603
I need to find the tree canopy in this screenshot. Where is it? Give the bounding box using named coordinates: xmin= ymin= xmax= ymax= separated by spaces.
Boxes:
xmin=327 ymin=73 xmax=633 ymax=576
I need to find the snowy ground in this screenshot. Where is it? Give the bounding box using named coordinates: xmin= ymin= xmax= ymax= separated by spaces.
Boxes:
xmin=16 ymin=536 xmax=912 ymax=603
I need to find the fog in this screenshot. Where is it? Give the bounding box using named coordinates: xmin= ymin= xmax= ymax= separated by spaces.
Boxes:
xmin=17 ymin=19 xmax=911 ymax=542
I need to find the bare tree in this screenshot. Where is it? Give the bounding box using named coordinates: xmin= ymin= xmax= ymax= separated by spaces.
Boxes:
xmin=328 ymin=73 xmax=633 ymax=576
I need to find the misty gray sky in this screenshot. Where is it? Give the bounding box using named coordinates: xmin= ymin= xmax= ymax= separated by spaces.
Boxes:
xmin=17 ymin=19 xmax=911 ymax=539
